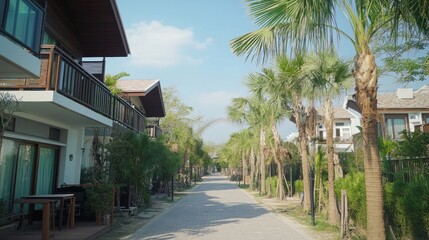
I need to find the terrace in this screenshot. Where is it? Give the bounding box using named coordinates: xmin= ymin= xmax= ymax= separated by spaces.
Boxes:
xmin=0 ymin=45 xmax=146 ymax=133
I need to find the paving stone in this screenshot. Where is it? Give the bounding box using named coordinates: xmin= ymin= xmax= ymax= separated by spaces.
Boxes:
xmin=128 ymin=174 xmax=315 ymax=240
xmin=136 ymin=212 xmax=155 ymax=219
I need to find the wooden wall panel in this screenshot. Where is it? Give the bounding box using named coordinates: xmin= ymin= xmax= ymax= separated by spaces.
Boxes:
xmin=44 ymin=1 xmax=83 ymax=60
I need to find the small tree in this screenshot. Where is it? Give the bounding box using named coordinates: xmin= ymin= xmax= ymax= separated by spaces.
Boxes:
xmin=0 ymin=92 xmax=20 ymax=170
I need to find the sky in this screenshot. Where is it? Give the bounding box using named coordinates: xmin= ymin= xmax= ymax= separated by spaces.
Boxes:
xmin=106 ymin=0 xmax=429 ymax=145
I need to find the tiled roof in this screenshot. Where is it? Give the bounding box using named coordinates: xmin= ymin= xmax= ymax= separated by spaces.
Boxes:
xmin=316 ymin=107 xmax=356 ymax=119
xmin=116 ymin=79 xmax=159 ymax=94
xmin=116 ymin=79 xmax=165 ymax=117
xmin=378 ymin=85 xmax=429 ymax=109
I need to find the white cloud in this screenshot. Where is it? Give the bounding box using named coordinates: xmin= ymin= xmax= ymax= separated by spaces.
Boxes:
xmin=126 ymin=21 xmax=213 ymax=67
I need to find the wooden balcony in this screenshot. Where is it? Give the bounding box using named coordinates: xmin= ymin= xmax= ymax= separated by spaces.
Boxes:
xmin=0 ymin=45 xmax=146 ymax=133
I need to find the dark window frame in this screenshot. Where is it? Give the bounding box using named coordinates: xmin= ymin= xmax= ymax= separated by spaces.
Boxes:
xmin=422 ymin=113 xmax=429 ymax=124
xmin=384 ymin=114 xmax=409 ymax=140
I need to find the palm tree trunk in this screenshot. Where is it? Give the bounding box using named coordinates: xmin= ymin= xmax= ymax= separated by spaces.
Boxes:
xmin=250 ymin=147 xmax=256 ymax=191
xmin=242 ymin=151 xmax=247 ymax=186
xmin=324 ymin=98 xmax=339 ymax=225
xmin=259 ymin=127 xmax=266 ymax=195
xmin=271 ymin=124 xmax=285 ymax=200
xmin=298 ymin=132 xmax=311 ymax=212
xmin=355 ymin=51 xmax=386 ymax=240
xmin=295 ymin=105 xmax=311 ymax=212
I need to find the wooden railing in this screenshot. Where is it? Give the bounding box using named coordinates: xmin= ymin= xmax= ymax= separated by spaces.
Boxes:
xmin=112 ymin=96 xmax=146 ymax=132
xmin=0 ymin=45 xmax=146 ymax=133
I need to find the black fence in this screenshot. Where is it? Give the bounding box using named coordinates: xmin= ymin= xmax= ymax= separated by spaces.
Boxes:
xmin=382 ymin=158 xmax=429 ymax=182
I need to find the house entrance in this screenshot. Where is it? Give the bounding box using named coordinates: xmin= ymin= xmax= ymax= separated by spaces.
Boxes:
xmin=0 ymin=139 xmax=59 ymax=220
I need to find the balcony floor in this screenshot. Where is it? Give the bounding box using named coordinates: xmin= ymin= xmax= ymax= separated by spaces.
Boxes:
xmin=0 ymin=221 xmax=109 ymax=240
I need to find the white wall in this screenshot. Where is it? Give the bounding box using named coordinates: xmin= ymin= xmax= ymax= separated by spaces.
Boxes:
xmin=57 ymin=127 xmax=85 ymax=186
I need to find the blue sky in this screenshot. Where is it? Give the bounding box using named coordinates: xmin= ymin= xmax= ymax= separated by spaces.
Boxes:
xmin=107 ymin=0 xmax=428 ymax=145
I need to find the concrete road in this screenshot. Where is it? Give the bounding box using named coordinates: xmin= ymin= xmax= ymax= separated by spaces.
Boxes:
xmin=129 ymin=174 xmax=313 ymax=240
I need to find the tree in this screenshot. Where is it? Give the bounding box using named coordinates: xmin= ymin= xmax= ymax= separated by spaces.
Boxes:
xmin=230 ymin=1 xmax=428 ymax=238
xmin=301 ymin=51 xmax=353 ymax=224
xmin=266 ymin=55 xmax=315 ymax=211
xmin=105 ymin=72 xmax=129 ymax=95
xmin=247 ymin=70 xmax=291 ymax=200
xmin=227 ymin=94 xmax=270 ymax=194
xmin=160 ymin=87 xmax=214 ymax=185
xmin=0 ymin=92 xmax=20 ymax=169
xmin=228 ymin=130 xmax=254 ymax=186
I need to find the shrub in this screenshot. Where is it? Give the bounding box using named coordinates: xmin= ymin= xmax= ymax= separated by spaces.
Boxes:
xmin=294 ymin=180 xmax=304 ymax=196
xmin=266 ymin=176 xmax=279 ymax=198
xmin=385 ymin=177 xmax=429 ymax=239
xmin=334 ymin=172 xmax=366 ymax=228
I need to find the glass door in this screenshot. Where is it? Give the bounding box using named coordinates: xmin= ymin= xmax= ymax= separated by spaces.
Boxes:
xmin=35 ymin=147 xmax=56 ymax=195
xmin=13 ymin=143 xmax=35 ymax=213
xmin=0 ymin=139 xmax=18 ymax=218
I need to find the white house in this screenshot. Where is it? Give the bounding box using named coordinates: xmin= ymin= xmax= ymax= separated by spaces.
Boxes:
xmin=316 ymin=107 xmax=361 ymax=152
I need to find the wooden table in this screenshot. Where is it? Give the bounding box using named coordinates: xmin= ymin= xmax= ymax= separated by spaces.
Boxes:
xmin=22 ymin=194 xmax=76 ymax=230
xmin=14 ymin=198 xmax=58 ymax=240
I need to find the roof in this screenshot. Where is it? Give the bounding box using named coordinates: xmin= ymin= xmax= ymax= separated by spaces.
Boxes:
xmin=290 ymin=106 xmax=356 ymax=123
xmin=346 ymin=85 xmax=429 ymax=112
xmin=117 ymin=80 xmax=165 ymax=117
xmin=378 ymin=85 xmax=429 ymax=110
xmin=316 ymin=107 xmax=357 ymax=120
xmin=63 ymin=0 xmax=130 ymax=57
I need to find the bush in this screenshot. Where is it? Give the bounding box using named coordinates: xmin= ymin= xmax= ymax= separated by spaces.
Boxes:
xmin=266 ymin=176 xmax=278 ymax=198
xmin=84 ymin=184 xmax=114 ymax=216
xmin=294 ymin=180 xmax=304 ymax=196
xmin=334 ymin=172 xmax=366 ymax=228
xmin=385 ymin=177 xmax=429 ymax=239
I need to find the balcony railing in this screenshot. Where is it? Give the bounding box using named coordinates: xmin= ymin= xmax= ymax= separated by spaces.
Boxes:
xmin=317 ymin=136 xmax=353 ymax=144
xmin=0 ymin=45 xmax=146 ymax=133
xmin=112 ymin=96 xmax=146 ymax=133
xmin=0 ymin=0 xmax=43 ymax=55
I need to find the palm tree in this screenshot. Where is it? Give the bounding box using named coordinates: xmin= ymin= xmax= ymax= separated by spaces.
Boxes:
xmin=227 ymin=94 xmax=270 ymax=194
xmin=227 ymin=131 xmax=247 ymax=184
xmin=302 ymin=51 xmax=353 ymax=224
xmin=230 ymin=1 xmax=428 ymax=238
xmin=247 ymin=70 xmax=291 ymax=200
xmin=272 ymin=55 xmax=314 ymax=211
xmin=105 ymin=72 xmax=129 ymax=95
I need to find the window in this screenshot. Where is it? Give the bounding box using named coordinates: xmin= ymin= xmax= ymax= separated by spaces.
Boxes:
xmin=49 ymin=127 xmax=60 ymax=141
xmin=2 ymin=0 xmax=43 ymax=54
xmin=422 ymin=113 xmax=429 ymax=124
xmin=0 ymin=0 xmax=5 ymax=23
xmin=385 ymin=114 xmax=408 ymax=140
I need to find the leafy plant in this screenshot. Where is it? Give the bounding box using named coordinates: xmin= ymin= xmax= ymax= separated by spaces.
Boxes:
xmin=84 ymin=184 xmax=114 ymax=217
xmin=393 ymin=130 xmax=429 ymax=159
xmin=334 ymin=172 xmax=367 ymax=228
xmin=0 ymin=200 xmax=7 ymax=217
xmin=294 ymin=180 xmax=304 ymax=195
xmin=384 ymin=177 xmax=429 ymax=239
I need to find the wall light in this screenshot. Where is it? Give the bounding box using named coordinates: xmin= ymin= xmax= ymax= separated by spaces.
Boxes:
xmin=69 ymin=154 xmax=74 ymax=162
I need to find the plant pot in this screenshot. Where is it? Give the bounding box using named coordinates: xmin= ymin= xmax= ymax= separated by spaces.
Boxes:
xmin=102 ymin=214 xmax=111 ymax=225
xmin=95 ymin=212 xmax=102 ymax=225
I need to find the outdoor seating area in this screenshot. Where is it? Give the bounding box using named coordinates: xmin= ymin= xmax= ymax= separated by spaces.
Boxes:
xmin=0 ymin=187 xmax=110 ymax=240
xmin=0 ymin=220 xmax=109 ymax=240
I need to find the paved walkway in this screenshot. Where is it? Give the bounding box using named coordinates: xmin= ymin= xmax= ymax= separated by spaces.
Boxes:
xmin=129 ymin=174 xmax=313 ymax=240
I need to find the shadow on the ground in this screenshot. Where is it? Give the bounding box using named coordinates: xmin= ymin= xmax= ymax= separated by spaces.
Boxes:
xmin=129 ymin=175 xmax=268 ymax=240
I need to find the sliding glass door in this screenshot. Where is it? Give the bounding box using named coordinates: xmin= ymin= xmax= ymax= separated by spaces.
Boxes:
xmin=0 ymin=140 xmax=59 ymax=216
xmin=0 ymin=139 xmax=18 ymax=216
xmin=36 ymin=147 xmax=56 ymax=195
